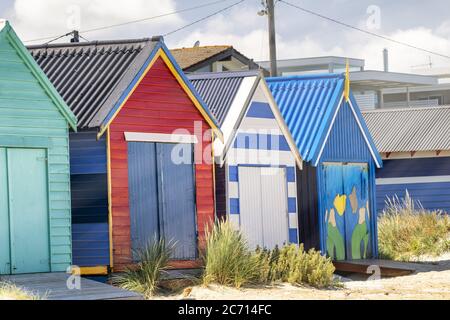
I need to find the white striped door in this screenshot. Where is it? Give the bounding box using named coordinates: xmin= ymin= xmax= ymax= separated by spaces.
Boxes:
xmin=238 ymin=166 xmax=289 ymax=249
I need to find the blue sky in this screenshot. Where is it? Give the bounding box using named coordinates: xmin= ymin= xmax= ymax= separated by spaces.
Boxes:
xmin=2 ymin=0 xmax=450 ymax=72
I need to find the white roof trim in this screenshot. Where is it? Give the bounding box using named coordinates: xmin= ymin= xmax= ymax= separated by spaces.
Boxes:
xmin=260 ymin=78 xmax=303 ymax=169
xmin=215 ymin=77 xmax=303 ymax=169
xmin=213 ymin=76 xmax=258 ymax=161
xmin=314 ymin=94 xmax=382 ymax=168
xmin=0 ymin=19 xmax=6 ymax=32
xmin=124 ymin=132 xmax=198 ymax=144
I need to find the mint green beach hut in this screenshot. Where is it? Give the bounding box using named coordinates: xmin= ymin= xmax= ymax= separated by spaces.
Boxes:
xmin=0 ymin=21 xmax=77 ymax=274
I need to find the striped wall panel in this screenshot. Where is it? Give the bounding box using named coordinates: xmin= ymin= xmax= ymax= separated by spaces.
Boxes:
xmin=375 ymin=157 xmax=450 ymax=213
xmin=225 ymin=83 xmax=299 ymax=245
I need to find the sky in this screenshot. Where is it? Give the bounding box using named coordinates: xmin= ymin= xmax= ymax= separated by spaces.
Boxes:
xmin=1 ymin=0 xmax=450 ymax=73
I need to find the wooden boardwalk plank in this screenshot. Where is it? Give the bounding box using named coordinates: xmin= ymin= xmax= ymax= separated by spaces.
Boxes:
xmin=333 ymin=259 xmax=418 ymax=277
xmin=0 ymin=272 xmax=142 ymax=300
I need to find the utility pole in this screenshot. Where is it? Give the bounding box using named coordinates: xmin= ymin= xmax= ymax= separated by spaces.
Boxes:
xmin=267 ymin=0 xmax=278 ymax=76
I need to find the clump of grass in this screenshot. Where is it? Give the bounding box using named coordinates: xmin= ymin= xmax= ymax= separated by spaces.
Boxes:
xmin=113 ymin=237 xmax=175 ymax=299
xmin=0 ymin=282 xmax=42 ymax=300
xmin=254 ymin=244 xmax=336 ymax=288
xmin=378 ymin=192 xmax=450 ymax=261
xmin=202 ymin=220 xmax=258 ymax=288
xmin=203 ymin=220 xmax=336 ymax=289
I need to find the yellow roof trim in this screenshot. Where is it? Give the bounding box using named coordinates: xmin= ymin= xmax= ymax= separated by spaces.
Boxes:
xmin=97 ymin=47 xmax=222 ymax=141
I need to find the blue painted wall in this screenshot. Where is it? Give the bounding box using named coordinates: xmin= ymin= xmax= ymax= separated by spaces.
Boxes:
xmin=316 ymin=101 xmax=378 ymax=258
xmin=377 ymin=157 xmax=450 ymax=178
xmin=375 ymin=157 xmax=450 ymax=213
xmin=321 ymin=102 xmax=374 ymax=163
xmin=69 ymin=131 xmax=109 ymax=267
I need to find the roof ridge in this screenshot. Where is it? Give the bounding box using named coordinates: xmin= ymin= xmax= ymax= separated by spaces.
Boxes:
xmin=27 ymin=38 xmax=156 ymax=50
xmin=267 ymin=73 xmax=345 ymax=82
xmin=187 ymin=70 xmax=260 ymax=80
xmin=362 ymin=105 xmax=450 ymax=114
xmin=171 ymin=45 xmax=231 ymax=51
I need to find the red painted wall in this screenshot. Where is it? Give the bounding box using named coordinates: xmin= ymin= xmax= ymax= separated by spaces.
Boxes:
xmin=109 ymin=57 xmax=215 ymax=270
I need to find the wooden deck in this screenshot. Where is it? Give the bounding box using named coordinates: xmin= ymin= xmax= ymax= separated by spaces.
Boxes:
xmin=0 ymin=273 xmax=142 ymax=300
xmin=333 ymin=259 xmax=430 ymax=277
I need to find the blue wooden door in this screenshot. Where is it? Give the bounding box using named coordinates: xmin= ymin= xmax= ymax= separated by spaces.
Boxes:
xmin=7 ymin=148 xmax=50 ymax=274
xmin=157 ymin=143 xmax=197 ymax=260
xmin=322 ymin=163 xmax=371 ymax=260
xmin=128 ymin=142 xmax=197 ymax=260
xmin=322 ymin=163 xmax=346 ymax=260
xmin=343 ymin=164 xmax=371 ymax=260
xmin=128 ymin=142 xmax=160 ymax=259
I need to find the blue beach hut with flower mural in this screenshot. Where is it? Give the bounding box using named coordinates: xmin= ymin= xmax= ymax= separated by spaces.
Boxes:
xmin=267 ymin=71 xmax=383 ymax=260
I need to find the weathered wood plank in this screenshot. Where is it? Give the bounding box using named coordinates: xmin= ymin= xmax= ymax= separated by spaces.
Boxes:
xmin=0 ymin=273 xmax=142 ymax=300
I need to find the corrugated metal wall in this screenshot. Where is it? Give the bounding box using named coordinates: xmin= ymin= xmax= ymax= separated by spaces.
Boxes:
xmin=109 ymin=57 xmax=215 ymax=269
xmin=317 ymin=101 xmax=378 ymax=258
xmin=0 ymin=34 xmax=72 ymax=272
xmin=321 ymin=102 xmax=374 ymax=162
xmin=69 ymin=131 xmax=109 ymax=267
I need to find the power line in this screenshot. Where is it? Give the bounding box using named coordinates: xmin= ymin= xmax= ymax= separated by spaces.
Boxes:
xmin=164 ymin=0 xmax=245 ymax=37
xmin=24 ymin=0 xmax=233 ymax=43
xmin=280 ymin=0 xmax=450 ymax=60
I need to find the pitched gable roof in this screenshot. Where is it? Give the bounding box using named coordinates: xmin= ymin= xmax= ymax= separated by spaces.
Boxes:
xmin=28 ymin=38 xmax=221 ymax=138
xmin=188 ymin=70 xmax=259 ymax=126
xmin=267 ymin=74 xmax=382 ymax=168
xmin=363 ymin=106 xmax=450 ymax=153
xmin=28 ymin=38 xmax=157 ymax=128
xmin=189 ymin=70 xmax=301 ymax=167
xmin=170 ymin=45 xmax=260 ymax=72
xmin=1 ymin=21 xmax=77 ymax=130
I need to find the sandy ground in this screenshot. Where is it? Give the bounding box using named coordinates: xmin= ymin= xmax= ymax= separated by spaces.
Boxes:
xmin=154 ymin=254 xmax=450 ymax=300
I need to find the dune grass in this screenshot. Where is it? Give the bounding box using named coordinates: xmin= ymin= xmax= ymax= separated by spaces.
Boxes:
xmin=0 ymin=282 xmax=42 ymax=300
xmin=113 ymin=237 xmax=175 ymax=299
xmin=203 ymin=220 xmax=336 ymax=289
xmin=378 ymin=192 xmax=450 ymax=261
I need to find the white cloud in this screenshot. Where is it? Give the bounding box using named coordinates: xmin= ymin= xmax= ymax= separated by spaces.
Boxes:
xmin=171 ymin=9 xmax=450 ymax=73
xmin=10 ymin=0 xmax=181 ymax=42
xmin=7 ymin=0 xmax=450 ymax=73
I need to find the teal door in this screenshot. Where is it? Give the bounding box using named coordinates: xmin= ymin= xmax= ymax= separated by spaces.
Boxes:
xmin=0 ymin=148 xmax=11 ymax=274
xmin=322 ymin=163 xmax=371 ymax=261
xmin=0 ymin=148 xmax=50 ymax=274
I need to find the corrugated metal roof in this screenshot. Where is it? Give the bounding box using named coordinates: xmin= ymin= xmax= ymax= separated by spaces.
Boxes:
xmin=363 ymin=106 xmax=450 ymax=153
xmin=188 ymin=71 xmax=259 ymax=126
xmin=28 ymin=39 xmax=158 ymax=128
xmin=267 ymin=74 xmax=345 ymax=163
xmin=267 ymin=74 xmax=381 ymax=167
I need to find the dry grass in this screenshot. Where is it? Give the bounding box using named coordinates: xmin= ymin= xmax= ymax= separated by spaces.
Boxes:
xmin=0 ymin=282 xmax=42 ymax=300
xmin=203 ymin=220 xmax=336 ymax=289
xmin=378 ymin=192 xmax=450 ymax=261
xmin=112 ymin=237 xmax=175 ymax=299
